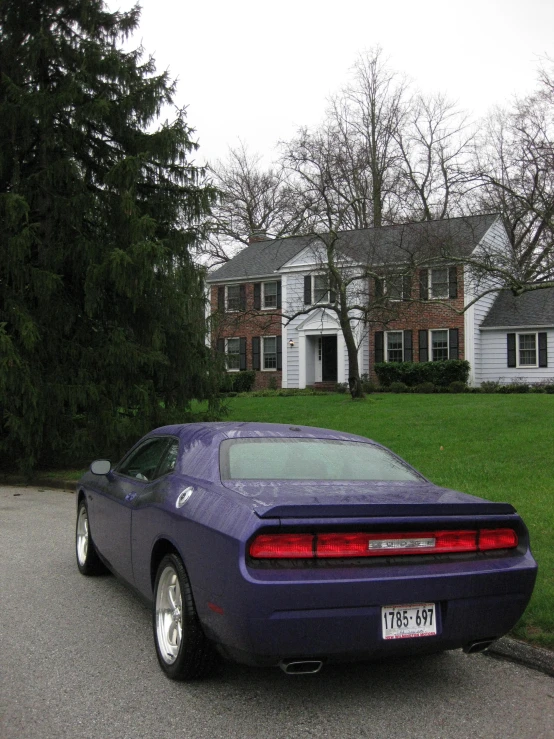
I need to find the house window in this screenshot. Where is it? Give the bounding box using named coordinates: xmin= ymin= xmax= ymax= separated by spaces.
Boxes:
xmin=262 ymin=336 xmax=277 ymax=370
xmin=313 ymin=275 xmax=330 ymax=303
xmin=386 ymin=331 xmax=404 ymax=362
xmin=225 ymin=338 xmax=240 ymax=371
xmin=517 ymin=333 xmax=538 ymax=367
xmin=226 ymin=285 xmax=241 ymax=311
xmin=385 ymin=275 xmax=404 ymax=301
xmin=263 ymin=282 xmax=278 ymax=308
xmin=431 ymin=330 xmax=449 ymax=361
xmin=430 ymin=268 xmax=449 ymax=299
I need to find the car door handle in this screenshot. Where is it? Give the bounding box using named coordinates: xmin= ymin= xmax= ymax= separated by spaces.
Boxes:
xmin=125 ymin=492 xmax=138 ymax=502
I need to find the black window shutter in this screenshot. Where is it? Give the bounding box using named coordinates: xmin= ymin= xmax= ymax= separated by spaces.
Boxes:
xmin=276 ymin=336 xmax=282 ymax=370
xmin=419 ymin=330 xmax=428 ymax=362
xmin=239 ymin=337 xmax=247 ymax=370
xmin=538 ymin=332 xmax=548 ymax=367
xmin=253 ymin=283 xmax=261 ymax=310
xmin=403 ymin=330 xmax=413 ymax=362
xmin=449 ymin=328 xmax=459 ymax=359
xmin=374 ymin=277 xmax=384 ymax=298
xmin=402 ymin=274 xmax=412 ymax=301
xmin=419 ymin=270 xmax=429 ymax=300
xmin=252 ymin=337 xmax=261 ymax=370
xmin=217 ymin=286 xmax=225 ymax=312
xmin=276 ymin=281 xmax=282 ymax=309
xmin=375 ymin=331 xmax=384 ymax=363
xmin=216 ymin=338 xmax=225 ymax=354
xmin=239 ymin=283 xmax=246 ymax=310
xmin=449 ymin=267 xmax=458 ymax=299
xmin=304 ymin=276 xmax=312 ymax=305
xmin=507 ymin=333 xmax=516 ymax=367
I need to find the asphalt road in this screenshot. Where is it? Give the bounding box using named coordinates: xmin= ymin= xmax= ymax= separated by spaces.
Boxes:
xmin=1 ymin=485 xmax=553 ymax=739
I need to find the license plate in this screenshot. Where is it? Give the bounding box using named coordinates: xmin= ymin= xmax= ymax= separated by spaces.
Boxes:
xmin=381 ymin=603 xmax=437 ymax=639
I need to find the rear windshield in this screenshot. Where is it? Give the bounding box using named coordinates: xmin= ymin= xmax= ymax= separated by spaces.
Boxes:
xmin=219 ymin=438 xmax=422 ymax=482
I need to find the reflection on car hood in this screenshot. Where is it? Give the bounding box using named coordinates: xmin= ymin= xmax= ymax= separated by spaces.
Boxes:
xmin=221 ymin=480 xmax=516 ymax=518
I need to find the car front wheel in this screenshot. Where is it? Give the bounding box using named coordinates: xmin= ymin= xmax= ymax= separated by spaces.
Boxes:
xmin=153 ymin=553 xmax=217 ymax=680
xmin=75 ymin=499 xmax=106 ymax=575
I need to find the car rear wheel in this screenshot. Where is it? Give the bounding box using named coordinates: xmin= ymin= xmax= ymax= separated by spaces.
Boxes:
xmin=153 ymin=553 xmax=217 ymax=680
xmin=76 ymin=500 xmax=106 ymax=575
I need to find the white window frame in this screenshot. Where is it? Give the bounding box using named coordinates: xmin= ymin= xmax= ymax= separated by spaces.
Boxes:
xmin=385 ymin=331 xmax=404 ymax=362
xmin=262 ymin=335 xmax=278 ymax=371
xmin=312 ymin=275 xmax=335 ymax=305
xmin=225 ymin=337 xmax=241 ymax=372
xmin=430 ymin=329 xmax=449 ymax=362
xmin=225 ymin=284 xmax=241 ymax=312
xmin=516 ymin=332 xmax=538 ymax=368
xmin=428 ymin=268 xmax=449 ymax=300
xmin=262 ymin=281 xmax=278 ymax=309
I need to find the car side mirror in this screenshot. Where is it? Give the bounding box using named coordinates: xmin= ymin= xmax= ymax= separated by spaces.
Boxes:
xmin=90 ymin=459 xmax=111 ymax=476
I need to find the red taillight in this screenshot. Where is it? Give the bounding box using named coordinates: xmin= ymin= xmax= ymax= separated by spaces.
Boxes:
xmin=249 ymin=529 xmax=518 ymax=559
xmin=249 ymin=533 xmax=314 ymax=559
xmin=479 ymin=528 xmax=518 ymax=550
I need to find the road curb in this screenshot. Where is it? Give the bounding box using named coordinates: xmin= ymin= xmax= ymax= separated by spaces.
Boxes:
xmin=486 ymin=637 xmax=554 ymax=677
xmin=0 ymin=476 xmax=77 ymax=492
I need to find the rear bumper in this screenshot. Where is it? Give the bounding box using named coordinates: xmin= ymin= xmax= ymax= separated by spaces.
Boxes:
xmin=198 ymin=552 xmax=537 ymax=666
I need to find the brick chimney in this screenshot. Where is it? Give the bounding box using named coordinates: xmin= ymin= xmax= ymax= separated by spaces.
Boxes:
xmin=248 ymin=229 xmax=269 ymax=244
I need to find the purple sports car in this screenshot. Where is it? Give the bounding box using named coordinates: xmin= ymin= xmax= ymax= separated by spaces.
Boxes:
xmin=76 ymin=422 xmax=537 ymax=679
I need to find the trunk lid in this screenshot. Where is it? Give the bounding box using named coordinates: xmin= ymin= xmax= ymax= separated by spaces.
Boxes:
xmin=222 ymin=480 xmax=515 ymax=518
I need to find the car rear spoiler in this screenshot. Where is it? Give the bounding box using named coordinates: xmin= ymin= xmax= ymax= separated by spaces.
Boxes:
xmin=253 ymin=501 xmax=517 ymax=519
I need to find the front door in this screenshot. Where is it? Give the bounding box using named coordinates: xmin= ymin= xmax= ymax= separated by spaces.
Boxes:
xmin=321 ymin=335 xmax=338 ymax=382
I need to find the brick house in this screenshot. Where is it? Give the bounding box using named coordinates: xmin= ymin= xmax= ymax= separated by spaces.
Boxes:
xmin=207 ymin=215 xmax=552 ymax=388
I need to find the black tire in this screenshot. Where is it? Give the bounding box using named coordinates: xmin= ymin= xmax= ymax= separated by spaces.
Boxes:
xmin=153 ymin=553 xmax=218 ymax=680
xmin=75 ymin=499 xmax=107 ymax=576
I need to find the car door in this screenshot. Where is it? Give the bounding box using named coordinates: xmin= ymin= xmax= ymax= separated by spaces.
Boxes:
xmin=92 ymin=436 xmax=171 ymax=584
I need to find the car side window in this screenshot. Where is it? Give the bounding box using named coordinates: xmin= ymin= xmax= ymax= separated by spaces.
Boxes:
xmin=117 ymin=438 xmax=170 ymax=481
xmin=157 ymin=440 xmax=179 ymax=477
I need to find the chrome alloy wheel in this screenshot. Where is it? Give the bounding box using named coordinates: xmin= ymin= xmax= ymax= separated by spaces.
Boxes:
xmin=155 ymin=565 xmax=183 ymax=664
xmin=76 ymin=505 xmax=89 ymax=566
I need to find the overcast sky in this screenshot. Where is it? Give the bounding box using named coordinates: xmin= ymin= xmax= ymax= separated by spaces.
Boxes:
xmin=109 ymin=0 xmax=553 ymax=167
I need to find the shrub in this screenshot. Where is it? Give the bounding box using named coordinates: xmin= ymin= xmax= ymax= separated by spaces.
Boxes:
xmin=480 ymin=381 xmax=500 ymax=393
xmin=335 ymin=382 xmax=349 ymax=394
xmin=544 ymin=384 xmax=554 ymax=394
xmin=220 ymin=370 xmax=256 ymax=394
xmin=390 ymin=381 xmax=408 ymax=393
xmin=497 ymin=383 xmax=530 ymax=394
xmin=530 ymin=385 xmax=546 ymax=393
xmin=449 ymin=381 xmax=468 ymax=393
xmin=374 ymin=360 xmax=469 ymax=387
xmin=234 ymin=370 xmax=256 ymax=392
xmin=267 ymin=375 xmax=278 ymax=391
xmin=413 ymin=382 xmax=436 ymax=393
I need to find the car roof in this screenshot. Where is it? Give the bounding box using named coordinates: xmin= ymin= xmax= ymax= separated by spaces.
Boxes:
xmin=150 ymin=422 xmax=376 ymax=445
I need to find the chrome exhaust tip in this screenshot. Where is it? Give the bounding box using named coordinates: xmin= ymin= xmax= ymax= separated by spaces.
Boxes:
xmin=463 ymin=639 xmax=495 ymax=654
xmin=279 ymin=659 xmax=323 ymax=675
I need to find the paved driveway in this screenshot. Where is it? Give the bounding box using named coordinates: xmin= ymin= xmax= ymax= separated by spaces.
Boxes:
xmin=1 ymin=485 xmax=553 ymax=739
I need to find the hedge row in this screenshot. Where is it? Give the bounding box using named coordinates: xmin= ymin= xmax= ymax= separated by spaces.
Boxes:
xmin=374 ymin=360 xmax=470 ymax=387
xmin=219 ymin=370 xmax=256 ymax=393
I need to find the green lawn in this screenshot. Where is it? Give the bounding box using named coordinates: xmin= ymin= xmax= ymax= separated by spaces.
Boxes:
xmin=221 ymin=393 xmax=554 ymax=649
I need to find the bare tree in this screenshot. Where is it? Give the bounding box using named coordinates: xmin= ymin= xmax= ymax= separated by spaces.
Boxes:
xmin=396 ymin=93 xmax=476 ymax=222
xmin=203 ymin=143 xmax=304 ymax=266
xmin=473 ymin=66 xmax=554 ymax=291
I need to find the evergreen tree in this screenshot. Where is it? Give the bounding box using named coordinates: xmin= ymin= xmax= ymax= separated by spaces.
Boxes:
xmin=0 ymin=0 xmax=219 ymax=472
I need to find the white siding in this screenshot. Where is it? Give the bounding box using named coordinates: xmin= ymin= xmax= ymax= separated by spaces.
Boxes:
xmin=479 ymin=329 xmax=554 ymax=384
xmin=467 ymin=219 xmax=511 ymax=385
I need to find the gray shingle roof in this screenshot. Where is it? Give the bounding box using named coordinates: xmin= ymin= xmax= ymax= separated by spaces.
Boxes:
xmin=481 ymin=288 xmax=554 ymax=328
xmin=207 ymin=214 xmax=500 ymax=282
